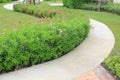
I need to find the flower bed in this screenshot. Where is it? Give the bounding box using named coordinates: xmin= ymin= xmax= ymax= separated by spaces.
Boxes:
xmin=0 ymin=2 xmax=90 ymax=73
xmin=14 ymin=4 xmax=57 ymax=18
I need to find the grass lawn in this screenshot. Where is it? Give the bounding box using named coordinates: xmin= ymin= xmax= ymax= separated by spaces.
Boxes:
xmin=0 ymin=3 xmax=37 ymax=32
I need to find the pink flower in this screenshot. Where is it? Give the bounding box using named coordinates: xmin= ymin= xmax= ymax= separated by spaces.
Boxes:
xmin=58 ymin=29 xmax=63 ymax=33
xmin=57 ymin=10 xmax=62 ymax=14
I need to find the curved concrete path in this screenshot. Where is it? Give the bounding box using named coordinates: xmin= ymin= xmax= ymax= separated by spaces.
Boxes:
xmin=3 ymin=3 xmax=13 ymax=10
xmin=3 ymin=0 xmax=44 ymax=10
xmin=0 ymin=19 xmax=115 ymax=80
xmin=3 ymin=1 xmax=63 ymax=10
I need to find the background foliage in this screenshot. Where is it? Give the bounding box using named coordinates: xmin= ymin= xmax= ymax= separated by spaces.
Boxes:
xmin=104 ymin=55 xmax=120 ymax=77
xmin=80 ymin=2 xmax=120 ymax=15
xmin=62 ymin=0 xmax=91 ymax=9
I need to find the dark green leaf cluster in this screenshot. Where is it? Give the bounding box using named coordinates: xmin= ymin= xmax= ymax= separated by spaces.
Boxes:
xmin=14 ymin=4 xmax=57 ymax=18
xmin=0 ymin=3 xmax=90 ymax=73
xmin=80 ymin=2 xmax=120 ymax=15
xmin=104 ymin=55 xmax=120 ymax=77
xmin=62 ymin=0 xmax=91 ymax=9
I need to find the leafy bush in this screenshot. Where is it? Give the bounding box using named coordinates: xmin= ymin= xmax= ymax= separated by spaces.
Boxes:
xmin=62 ymin=0 xmax=91 ymax=9
xmin=102 ymin=3 xmax=120 ymax=15
xmin=104 ymin=55 xmax=120 ymax=77
xmin=0 ymin=3 xmax=90 ymax=73
xmin=14 ymin=4 xmax=57 ymax=18
xmin=80 ymin=2 xmax=120 ymax=15
xmin=80 ymin=3 xmax=98 ymax=11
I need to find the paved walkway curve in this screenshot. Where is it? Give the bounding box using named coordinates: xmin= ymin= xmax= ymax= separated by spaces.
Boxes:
xmin=3 ymin=3 xmax=13 ymax=10
xmin=0 ymin=19 xmax=115 ymax=80
xmin=3 ymin=0 xmax=43 ymax=10
xmin=3 ymin=1 xmax=62 ymax=10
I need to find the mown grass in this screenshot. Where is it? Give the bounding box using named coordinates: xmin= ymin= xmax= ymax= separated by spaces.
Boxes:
xmin=0 ymin=3 xmax=37 ymax=32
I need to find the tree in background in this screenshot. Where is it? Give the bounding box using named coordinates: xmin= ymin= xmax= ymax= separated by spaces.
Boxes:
xmin=62 ymin=0 xmax=91 ymax=9
xmin=98 ymin=0 xmax=107 ymax=11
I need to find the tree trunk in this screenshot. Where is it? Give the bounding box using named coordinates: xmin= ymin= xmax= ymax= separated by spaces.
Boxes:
xmin=98 ymin=0 xmax=102 ymax=11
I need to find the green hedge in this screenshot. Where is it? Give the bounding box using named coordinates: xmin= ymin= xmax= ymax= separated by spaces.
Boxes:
xmin=80 ymin=3 xmax=98 ymax=11
xmin=62 ymin=0 xmax=91 ymax=9
xmin=80 ymin=2 xmax=120 ymax=15
xmin=104 ymin=56 xmax=120 ymax=77
xmin=0 ymin=3 xmax=90 ymax=73
xmin=14 ymin=4 xmax=57 ymax=18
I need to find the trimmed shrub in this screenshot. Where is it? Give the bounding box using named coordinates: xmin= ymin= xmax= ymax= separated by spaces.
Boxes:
xmin=80 ymin=2 xmax=120 ymax=15
xmin=102 ymin=3 xmax=120 ymax=15
xmin=62 ymin=0 xmax=91 ymax=9
xmin=80 ymin=3 xmax=98 ymax=11
xmin=14 ymin=4 xmax=57 ymax=18
xmin=104 ymin=56 xmax=120 ymax=77
xmin=0 ymin=3 xmax=90 ymax=73
xmin=0 ymin=17 xmax=89 ymax=73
